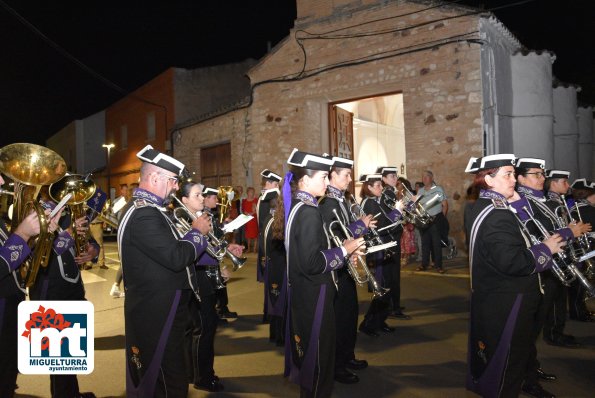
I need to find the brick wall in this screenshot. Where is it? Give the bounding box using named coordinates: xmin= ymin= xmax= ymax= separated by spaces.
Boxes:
xmin=176 ymin=0 xmax=484 ymax=247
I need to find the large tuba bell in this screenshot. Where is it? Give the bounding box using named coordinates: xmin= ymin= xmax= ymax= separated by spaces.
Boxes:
xmin=0 ymin=143 xmax=67 ymax=287
xmin=49 ymin=174 xmax=97 ymax=256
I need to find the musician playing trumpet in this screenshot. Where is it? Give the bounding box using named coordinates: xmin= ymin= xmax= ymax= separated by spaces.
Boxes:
xmin=464 ymin=154 xmax=565 ymax=398
xmin=275 ymin=148 xmax=364 ymax=398
xmin=177 ymin=182 xmax=243 ymax=392
xmin=319 ymin=155 xmax=375 ymax=385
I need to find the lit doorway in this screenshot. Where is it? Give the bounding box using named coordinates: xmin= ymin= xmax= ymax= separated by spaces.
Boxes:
xmin=329 ymin=93 xmax=406 ymax=197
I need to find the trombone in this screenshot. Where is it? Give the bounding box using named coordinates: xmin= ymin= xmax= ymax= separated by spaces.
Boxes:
xmin=170 ymin=194 xmax=247 ymax=271
xmin=329 ymin=208 xmax=388 ymax=298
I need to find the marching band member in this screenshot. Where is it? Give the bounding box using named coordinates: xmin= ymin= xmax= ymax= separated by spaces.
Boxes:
xmin=0 ymin=176 xmax=44 ymax=398
xmin=358 ymin=174 xmax=401 ymax=336
xmin=568 ymin=179 xmax=595 ymax=322
xmin=275 ymin=148 xmax=363 ymax=398
xmin=542 ymin=170 xmax=581 ymax=347
xmin=202 ymin=187 xmax=239 ymax=321
xmin=178 ymin=182 xmax=243 ymax=392
xmin=377 ymin=166 xmax=411 ymax=319
xmin=118 ymin=145 xmax=210 ymax=398
xmin=512 ymin=158 xmax=591 ymax=396
xmin=261 ymin=188 xmax=287 ymax=346
xmin=257 ymin=169 xmax=282 ymax=283
xmin=320 ymin=155 xmax=373 ymax=384
xmin=30 ymin=199 xmax=99 ymax=398
xmin=464 ymin=154 xmax=565 ymax=398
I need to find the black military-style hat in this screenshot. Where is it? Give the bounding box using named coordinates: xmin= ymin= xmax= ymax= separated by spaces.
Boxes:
xmin=203 ymin=187 xmax=218 ymax=196
xmin=322 ymin=153 xmax=353 ymax=169
xmin=375 ymin=166 xmax=398 ymax=176
xmin=465 ymin=154 xmax=516 ymax=173
xmin=359 ymin=174 xmax=383 ymax=183
xmin=515 ymin=157 xmax=545 ymax=170
xmin=546 ymin=169 xmax=570 ymax=179
xmin=260 ymin=169 xmax=282 ymax=182
xmin=287 ymin=148 xmax=333 ymax=171
xmin=571 ymin=178 xmax=595 ymax=190
xmin=260 ymin=188 xmax=279 ymax=201
xmin=137 ymin=145 xmax=186 ymax=176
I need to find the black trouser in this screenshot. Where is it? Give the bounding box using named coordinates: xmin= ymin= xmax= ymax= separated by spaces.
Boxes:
xmin=541 ymin=273 xmax=567 ymax=342
xmin=568 ymin=279 xmax=589 ymax=319
xmin=388 ymin=235 xmax=402 ymax=310
xmin=186 ymin=293 xmax=218 ymax=383
xmin=0 ymin=295 xmax=21 ymax=398
xmin=215 ymin=285 xmax=230 ymax=313
xmin=421 ymin=214 xmax=444 ymax=269
xmin=334 ymin=271 xmax=358 ymax=372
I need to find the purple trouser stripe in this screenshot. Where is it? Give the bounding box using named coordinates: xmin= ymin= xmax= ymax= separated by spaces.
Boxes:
xmin=289 ymin=284 xmax=327 ymax=391
xmin=466 ymin=293 xmax=523 ymax=398
xmin=126 ymin=289 xmax=181 ymax=398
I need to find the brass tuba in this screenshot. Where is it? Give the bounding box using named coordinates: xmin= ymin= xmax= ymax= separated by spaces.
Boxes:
xmin=49 ymin=174 xmax=97 ymax=256
xmin=0 ymin=143 xmax=67 ymax=287
xmin=216 ymin=186 xmax=237 ymax=224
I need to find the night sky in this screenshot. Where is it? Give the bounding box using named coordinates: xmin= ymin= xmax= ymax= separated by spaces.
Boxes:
xmin=1 ymin=0 xmax=593 ymax=147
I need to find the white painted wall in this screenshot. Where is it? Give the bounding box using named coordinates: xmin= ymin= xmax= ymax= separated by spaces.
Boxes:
xmin=577 ymin=106 xmax=593 ymax=179
xmin=76 ymin=110 xmax=106 ymax=174
xmin=553 ymin=86 xmax=580 ymax=176
xmin=510 ymin=52 xmax=555 ymax=165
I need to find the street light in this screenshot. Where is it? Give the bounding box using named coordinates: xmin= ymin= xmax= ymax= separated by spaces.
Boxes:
xmin=102 ymin=143 xmax=115 ymax=200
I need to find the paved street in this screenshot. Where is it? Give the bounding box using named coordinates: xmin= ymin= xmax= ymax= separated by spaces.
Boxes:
xmin=16 ymin=240 xmax=595 ymax=397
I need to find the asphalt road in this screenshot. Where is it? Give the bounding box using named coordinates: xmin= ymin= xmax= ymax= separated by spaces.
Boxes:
xmin=15 ymin=241 xmax=595 ymax=397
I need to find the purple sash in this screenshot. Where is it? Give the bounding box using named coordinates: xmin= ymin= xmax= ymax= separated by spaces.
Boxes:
xmin=466 ymin=293 xmax=523 ymax=397
xmin=285 ymin=284 xmax=327 ymax=391
xmin=126 ymin=290 xmax=181 ymax=398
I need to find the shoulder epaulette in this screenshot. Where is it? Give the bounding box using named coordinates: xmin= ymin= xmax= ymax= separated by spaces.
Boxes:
xmin=133 ymin=199 xmax=150 ymax=209
xmin=492 ymin=198 xmax=508 ymax=209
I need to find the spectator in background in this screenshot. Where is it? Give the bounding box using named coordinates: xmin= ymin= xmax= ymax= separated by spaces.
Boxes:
xmin=416 ymin=171 xmax=448 ymax=273
xmin=242 ymin=187 xmax=259 ymax=252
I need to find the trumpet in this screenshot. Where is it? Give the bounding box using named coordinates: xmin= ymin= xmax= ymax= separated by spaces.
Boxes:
xmin=170 ymin=195 xmax=247 ymax=271
xmin=562 ymin=195 xmax=595 ymax=278
xmin=513 ymin=205 xmax=594 ymax=298
xmin=329 ymin=208 xmax=388 ymax=298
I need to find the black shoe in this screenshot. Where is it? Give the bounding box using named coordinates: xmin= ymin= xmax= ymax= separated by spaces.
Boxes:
xmin=334 ymin=369 xmax=359 ymax=384
xmin=576 ymin=315 xmax=594 ymax=322
xmin=346 ymin=359 xmax=368 ymax=370
xmin=358 ymin=325 xmax=379 ymax=337
xmin=388 ymin=311 xmax=412 ymax=320
xmin=521 ymin=383 xmax=555 ymax=398
xmin=194 ymin=378 xmax=224 ymax=392
xmin=544 ymin=337 xmax=580 ymax=348
xmin=219 ymin=310 xmax=238 ymax=319
xmin=380 ymin=324 xmax=395 ymax=333
xmin=79 ymin=393 xmax=97 ymax=398
xmin=537 ymin=368 xmax=557 ymax=381
xmin=217 ymin=317 xmax=229 ymax=325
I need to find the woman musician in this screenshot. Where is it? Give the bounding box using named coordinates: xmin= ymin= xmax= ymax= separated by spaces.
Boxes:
xmin=275 ymin=148 xmax=364 ymax=398
xmin=176 ymin=182 xmax=243 ymax=392
xmin=464 ymin=154 xmax=565 ymax=398
xmin=358 ymin=174 xmax=403 ymax=336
